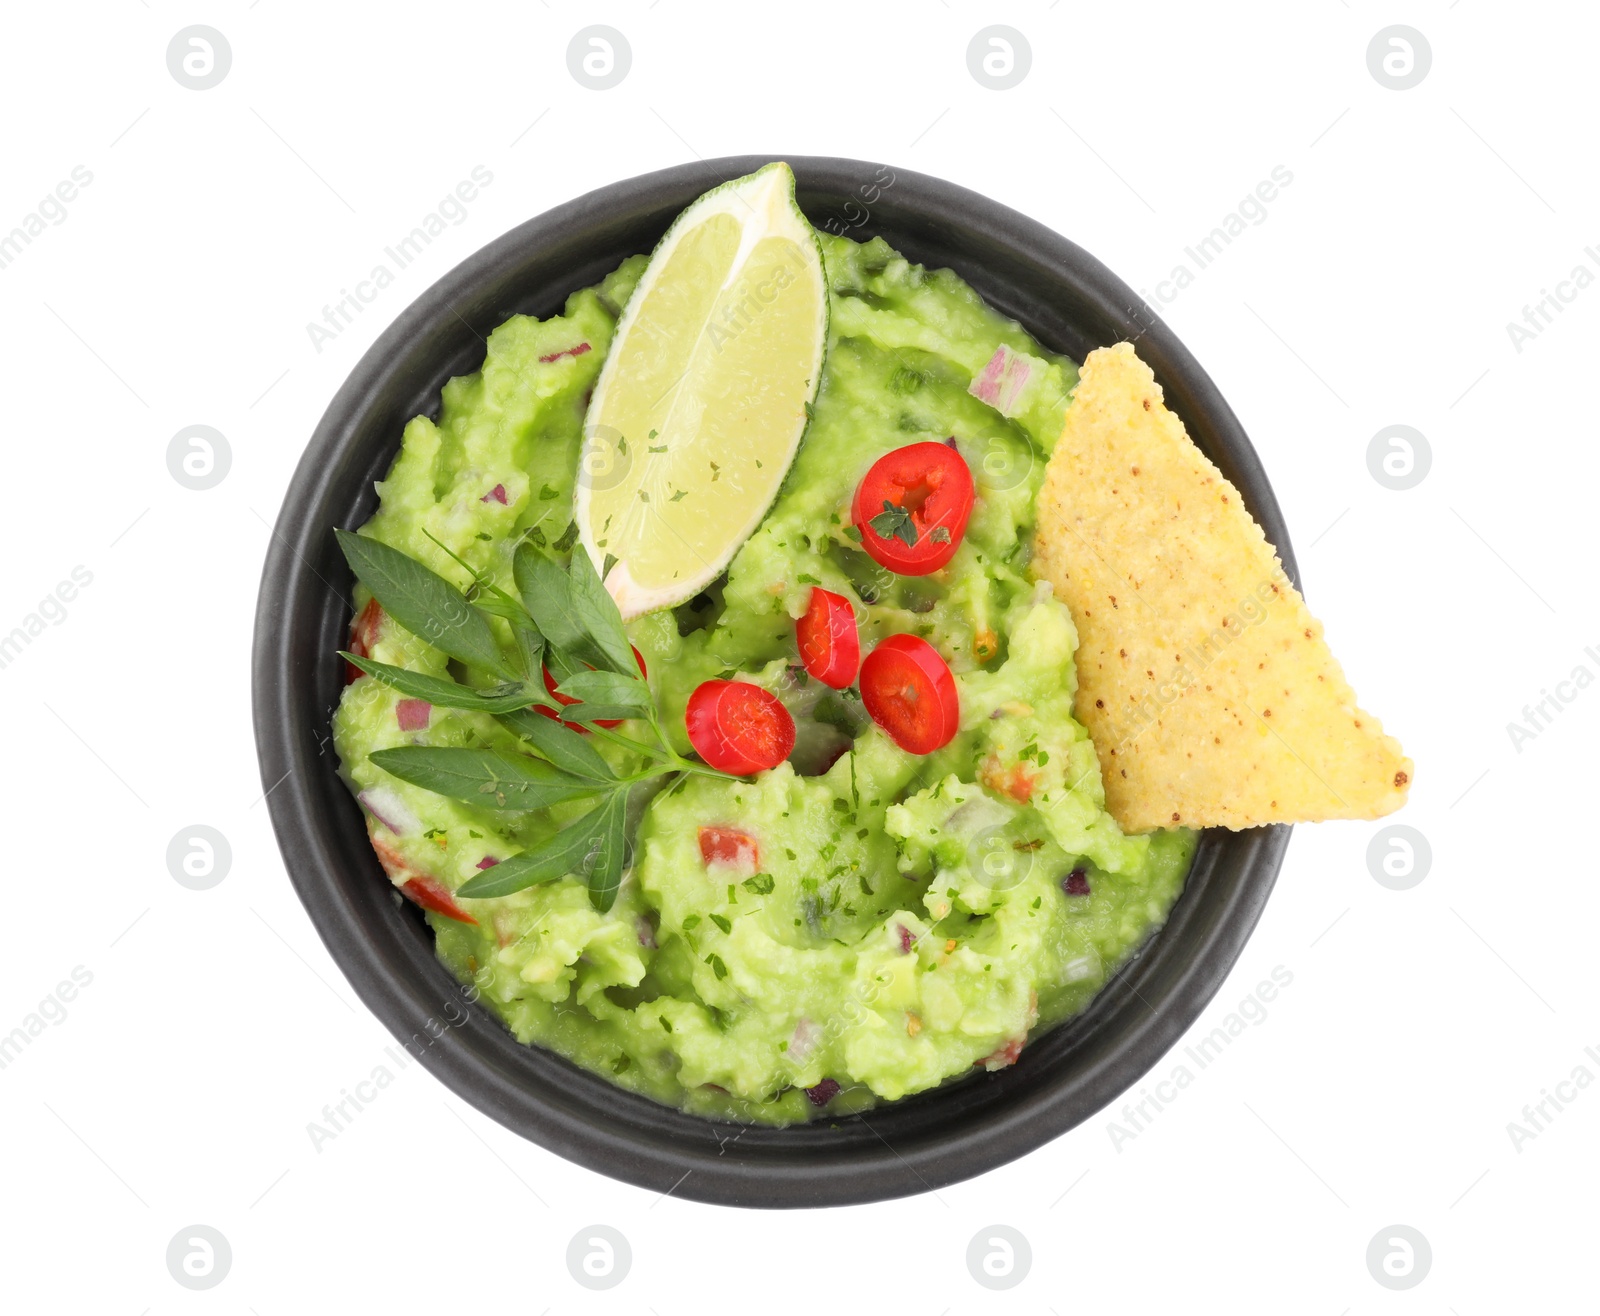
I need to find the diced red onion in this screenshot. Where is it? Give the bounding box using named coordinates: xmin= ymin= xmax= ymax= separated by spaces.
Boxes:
xmin=968 ymin=345 xmax=1032 ymax=417
xmin=1063 ymin=867 xmax=1090 ymax=896
xmin=539 ymin=341 xmax=592 ymax=364
xmin=789 ymin=1016 xmax=821 ymax=1063
xmin=475 ymin=856 xmax=499 ymax=870
xmin=896 ymin=923 xmax=915 ymax=954
xmin=358 ymin=786 xmax=419 ymax=837
xmin=480 ymin=483 xmax=508 ymax=505
xmin=804 ymin=1078 xmax=840 ymax=1107
xmin=636 ymin=916 xmax=658 ymax=950
xmin=395 ymin=698 xmax=431 ymax=731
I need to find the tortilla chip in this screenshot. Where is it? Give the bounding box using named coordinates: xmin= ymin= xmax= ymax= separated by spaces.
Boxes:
xmin=1032 ymin=342 xmax=1412 ymax=832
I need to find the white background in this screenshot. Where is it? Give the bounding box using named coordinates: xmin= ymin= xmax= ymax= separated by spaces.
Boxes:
xmin=2 ymin=2 xmax=1593 ymax=1310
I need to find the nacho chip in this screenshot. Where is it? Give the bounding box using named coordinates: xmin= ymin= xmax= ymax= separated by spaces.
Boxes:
xmin=1032 ymin=342 xmax=1412 ymax=832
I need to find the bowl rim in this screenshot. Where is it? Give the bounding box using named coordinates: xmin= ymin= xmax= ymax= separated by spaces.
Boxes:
xmin=253 ymin=154 xmax=1293 ymax=1208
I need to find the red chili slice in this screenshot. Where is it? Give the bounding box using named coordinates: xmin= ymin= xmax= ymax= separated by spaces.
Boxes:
xmin=537 ymin=646 xmax=647 ymax=732
xmin=345 ymin=598 xmax=383 ymax=683
xmin=795 ymin=587 xmax=860 ymax=689
xmin=851 ymin=441 xmax=975 ymax=576
xmin=401 ymin=875 xmax=478 ymax=926
xmin=859 ymin=634 xmax=960 ymax=754
xmin=685 ymin=680 xmax=796 ymax=775
xmin=369 ymin=831 xmax=478 ymax=926
xmin=698 ymin=826 xmax=759 ymax=870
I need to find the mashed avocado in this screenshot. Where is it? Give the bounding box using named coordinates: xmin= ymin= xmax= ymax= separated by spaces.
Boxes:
xmin=333 ymin=232 xmax=1196 ymax=1124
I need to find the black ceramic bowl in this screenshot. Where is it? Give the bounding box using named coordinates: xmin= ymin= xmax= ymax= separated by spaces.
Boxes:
xmin=253 ymin=155 xmax=1293 ymax=1208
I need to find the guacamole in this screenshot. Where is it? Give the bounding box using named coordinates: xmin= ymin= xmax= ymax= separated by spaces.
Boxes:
xmin=333 ymin=232 xmax=1195 ymax=1124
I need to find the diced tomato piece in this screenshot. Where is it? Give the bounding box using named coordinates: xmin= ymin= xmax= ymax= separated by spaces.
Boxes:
xmin=537 ymin=646 xmax=647 ymax=732
xmin=345 ymin=598 xmax=383 ymax=683
xmin=982 ymin=757 xmax=1035 ymax=803
xmin=976 ymin=1037 xmax=1024 ymax=1071
xmin=698 ymin=826 xmax=759 ymax=871
xmin=685 ymin=680 xmax=796 ymax=775
xmin=851 ymin=441 xmax=975 ymax=576
xmin=795 ymin=587 xmax=860 ymax=689
xmin=859 ymin=634 xmax=960 ymax=754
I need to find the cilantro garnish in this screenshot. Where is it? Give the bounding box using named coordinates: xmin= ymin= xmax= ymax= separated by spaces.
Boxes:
xmin=868 ymin=500 xmax=918 ymax=548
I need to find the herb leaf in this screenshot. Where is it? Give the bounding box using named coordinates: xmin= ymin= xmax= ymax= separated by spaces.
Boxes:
xmin=457 ymin=796 xmax=619 ymax=898
xmin=867 ymin=501 xmax=918 ymax=548
xmin=513 ymin=543 xmax=597 ymax=662
xmin=543 ymin=645 xmax=587 ymax=684
xmin=336 ymin=530 xmax=512 ymax=677
xmin=567 ymin=548 xmax=639 ymax=676
xmin=341 ymin=654 xmax=535 ymax=713
xmin=586 ymin=789 xmax=629 ymax=912
xmin=423 ymin=530 xmax=538 ymax=631
xmin=512 ymin=626 xmax=546 ymax=686
xmin=554 ymin=670 xmax=650 ymax=711
xmin=421 ymin=535 xmax=547 ymax=683
xmin=461 ymin=588 xmax=527 ymax=626
xmin=495 ymin=707 xmax=616 ymax=780
xmin=368 ymin=746 xmax=606 ymax=811
xmin=554 ymin=702 xmax=648 ymax=723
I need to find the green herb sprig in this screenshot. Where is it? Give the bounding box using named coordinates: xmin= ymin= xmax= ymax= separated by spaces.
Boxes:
xmin=336 ymin=529 xmax=733 ymax=911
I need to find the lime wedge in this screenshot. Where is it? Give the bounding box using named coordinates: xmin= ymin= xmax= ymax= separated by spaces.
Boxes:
xmin=575 ymin=162 xmax=827 ymax=618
